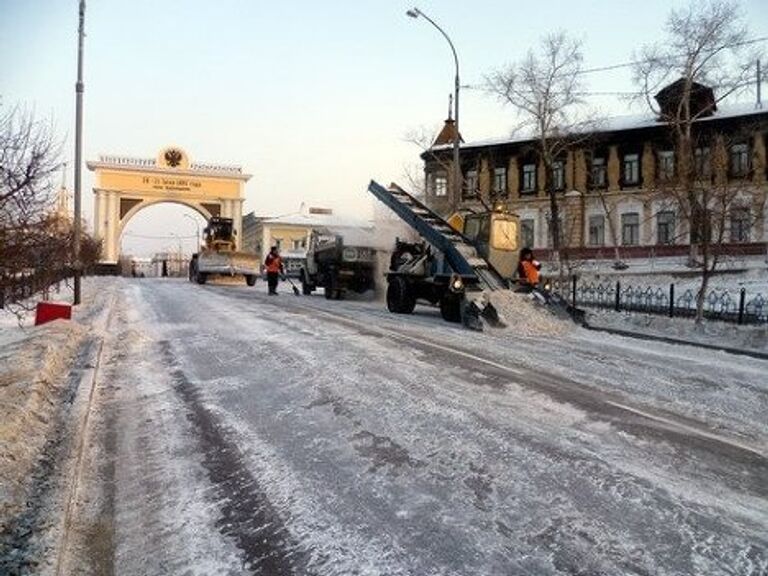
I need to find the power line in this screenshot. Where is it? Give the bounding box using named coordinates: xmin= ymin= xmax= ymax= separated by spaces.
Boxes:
xmin=576 ymin=35 xmax=768 ymax=76
xmin=123 ymin=232 xmax=198 ymax=240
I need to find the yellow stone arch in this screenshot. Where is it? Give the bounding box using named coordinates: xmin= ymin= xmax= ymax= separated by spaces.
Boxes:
xmin=87 ymin=147 xmax=252 ymax=263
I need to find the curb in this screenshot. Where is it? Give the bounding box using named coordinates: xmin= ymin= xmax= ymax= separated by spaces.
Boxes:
xmin=582 ymin=322 xmax=768 ymax=361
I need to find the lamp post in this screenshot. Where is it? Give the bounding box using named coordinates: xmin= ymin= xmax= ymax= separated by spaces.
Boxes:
xmin=73 ymin=0 xmax=85 ymax=304
xmin=406 ymin=7 xmax=461 ymax=207
xmin=183 ymin=213 xmax=201 ymax=250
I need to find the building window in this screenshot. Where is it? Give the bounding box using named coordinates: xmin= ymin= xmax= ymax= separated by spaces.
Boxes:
xmin=695 ymin=147 xmax=711 ymax=179
xmin=292 ymin=238 xmax=306 ymax=250
xmin=588 ymin=215 xmax=605 ymax=246
xmin=273 ymin=238 xmax=282 ymax=250
xmin=520 ymin=218 xmax=535 ymax=248
xmin=551 ymin=161 xmax=565 ymax=191
xmin=590 ymin=157 xmax=607 ymax=189
xmin=730 ymin=207 xmax=751 ymax=242
xmin=658 ymin=150 xmax=674 ymax=181
xmin=464 ymin=170 xmax=478 ymax=198
xmin=621 ymin=212 xmax=640 ymax=245
xmin=521 ymin=163 xmax=537 ymax=194
xmin=730 ymin=143 xmax=750 ymax=178
xmin=622 ymin=153 xmax=640 ymax=187
xmin=431 ymin=172 xmax=448 ymax=197
xmin=656 ymin=211 xmax=675 ymax=245
xmin=493 ymin=167 xmax=507 ymax=196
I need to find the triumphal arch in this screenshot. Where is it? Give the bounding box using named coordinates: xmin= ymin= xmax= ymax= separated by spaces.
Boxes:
xmin=86 ymin=147 xmax=251 ymax=264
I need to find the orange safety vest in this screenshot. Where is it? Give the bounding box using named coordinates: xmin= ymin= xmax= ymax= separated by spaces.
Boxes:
xmin=265 ymin=253 xmax=283 ymax=274
xmin=521 ymin=260 xmax=540 ymax=286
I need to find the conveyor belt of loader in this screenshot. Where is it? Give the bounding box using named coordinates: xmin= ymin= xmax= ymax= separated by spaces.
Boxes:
xmin=367 ymin=180 xmax=506 ymax=291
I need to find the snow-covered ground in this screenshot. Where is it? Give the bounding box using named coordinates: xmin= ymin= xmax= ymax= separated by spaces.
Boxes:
xmin=4 ymin=276 xmax=767 ymax=575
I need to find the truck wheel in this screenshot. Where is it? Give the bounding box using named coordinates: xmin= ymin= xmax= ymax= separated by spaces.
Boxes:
xmin=300 ymin=271 xmax=313 ymax=295
xmin=196 ymin=272 xmax=208 ymax=285
xmin=325 ymin=273 xmax=340 ymax=300
xmin=440 ymin=294 xmax=462 ymax=323
xmin=386 ymin=277 xmax=415 ymax=314
xmin=245 ymin=275 xmax=256 ymax=286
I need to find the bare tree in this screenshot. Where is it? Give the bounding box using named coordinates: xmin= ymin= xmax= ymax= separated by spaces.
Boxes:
xmin=632 ymin=0 xmax=763 ymax=323
xmin=0 ymin=103 xmax=99 ymax=312
xmin=486 ymin=31 xmax=597 ymax=271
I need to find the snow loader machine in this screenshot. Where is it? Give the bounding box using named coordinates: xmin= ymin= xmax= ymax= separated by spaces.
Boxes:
xmin=367 ymin=180 xmax=581 ymax=330
xmin=188 ymin=217 xmax=259 ymax=286
xmin=368 ymin=181 xmax=518 ymax=330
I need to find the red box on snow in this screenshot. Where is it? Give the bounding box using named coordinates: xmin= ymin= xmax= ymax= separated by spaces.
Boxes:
xmin=34 ymin=302 xmax=72 ymax=326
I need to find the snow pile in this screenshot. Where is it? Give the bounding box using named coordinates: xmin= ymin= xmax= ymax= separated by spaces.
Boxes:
xmin=0 ymin=319 xmax=86 ymax=527
xmin=488 ymin=290 xmax=572 ymax=337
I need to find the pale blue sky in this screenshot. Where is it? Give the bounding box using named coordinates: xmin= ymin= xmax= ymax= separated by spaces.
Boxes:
xmin=2 ymin=0 xmax=767 ymax=256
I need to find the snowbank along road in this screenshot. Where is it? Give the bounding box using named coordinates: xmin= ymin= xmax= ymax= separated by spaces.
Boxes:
xmin=16 ymin=277 xmax=768 ymax=575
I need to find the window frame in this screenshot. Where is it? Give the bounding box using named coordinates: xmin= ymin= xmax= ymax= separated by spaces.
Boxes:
xmin=621 ymin=212 xmax=640 ymax=246
xmin=492 ymin=167 xmax=507 ymax=197
xmin=730 ymin=207 xmax=751 ymax=243
xmin=657 ymin=150 xmax=675 ymax=182
xmin=552 ymin=160 xmax=565 ymax=191
xmin=729 ymin=143 xmax=750 ymax=179
xmin=590 ymin=157 xmax=607 ymax=190
xmin=656 ymin=210 xmax=676 ymax=245
xmin=622 ymin=153 xmax=641 ymax=187
xmin=431 ymin=172 xmax=448 ymax=197
xmin=588 ymin=214 xmax=605 ymax=247
xmin=464 ymin=169 xmax=478 ymax=198
xmin=521 ymin=163 xmax=537 ymax=194
xmin=520 ymin=218 xmax=535 ymax=249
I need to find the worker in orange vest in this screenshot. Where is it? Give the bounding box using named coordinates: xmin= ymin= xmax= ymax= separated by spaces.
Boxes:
xmin=517 ymin=247 xmax=541 ymax=290
xmin=264 ymin=246 xmax=285 ymax=295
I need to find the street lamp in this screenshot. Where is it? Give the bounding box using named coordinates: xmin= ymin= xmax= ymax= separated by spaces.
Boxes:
xmin=407 ymin=7 xmax=461 ymax=206
xmin=73 ymin=0 xmax=85 ymax=304
xmin=183 ymin=213 xmax=201 ymax=250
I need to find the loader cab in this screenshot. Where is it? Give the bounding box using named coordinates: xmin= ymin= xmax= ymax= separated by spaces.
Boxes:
xmin=203 ymin=217 xmax=235 ymax=249
xmin=463 ymin=208 xmax=520 ymax=279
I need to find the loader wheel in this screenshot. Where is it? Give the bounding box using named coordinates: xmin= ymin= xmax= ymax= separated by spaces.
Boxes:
xmin=386 ymin=276 xmax=415 ymax=314
xmin=439 ymin=294 xmax=462 ymax=323
xmin=245 ymin=275 xmax=256 ymax=286
xmin=195 ymin=271 xmax=208 ymax=285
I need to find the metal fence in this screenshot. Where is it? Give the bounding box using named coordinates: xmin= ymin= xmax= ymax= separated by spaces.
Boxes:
xmin=552 ymin=277 xmax=767 ymax=325
xmin=0 ymin=268 xmax=73 ymax=309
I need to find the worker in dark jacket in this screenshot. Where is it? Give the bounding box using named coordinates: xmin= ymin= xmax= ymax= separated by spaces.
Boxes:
xmin=264 ymin=246 xmax=284 ymax=295
xmin=517 ymin=247 xmax=541 ymax=290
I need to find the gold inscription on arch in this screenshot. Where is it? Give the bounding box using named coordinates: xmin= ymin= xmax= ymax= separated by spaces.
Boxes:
xmin=141 ymin=176 xmax=202 ymax=193
xmin=99 ymin=170 xmax=240 ymax=199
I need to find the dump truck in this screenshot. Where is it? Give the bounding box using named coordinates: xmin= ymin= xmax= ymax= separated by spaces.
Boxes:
xmin=299 ymin=229 xmax=376 ymax=299
xmin=188 ymin=217 xmax=259 ymax=286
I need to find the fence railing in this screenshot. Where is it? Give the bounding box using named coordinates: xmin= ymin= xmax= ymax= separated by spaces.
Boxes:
xmin=552 ymin=277 xmax=767 ymax=325
xmin=0 ymin=268 xmax=73 ymax=309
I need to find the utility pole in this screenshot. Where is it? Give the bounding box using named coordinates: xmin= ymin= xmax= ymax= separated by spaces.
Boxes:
xmin=73 ymin=0 xmax=85 ymax=305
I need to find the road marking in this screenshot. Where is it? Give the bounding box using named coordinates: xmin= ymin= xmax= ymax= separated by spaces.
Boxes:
xmin=606 ymin=400 xmax=767 ymax=459
xmin=217 ymin=287 xmax=768 ymax=461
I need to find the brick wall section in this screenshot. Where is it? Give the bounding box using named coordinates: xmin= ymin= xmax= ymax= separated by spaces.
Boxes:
xmin=642 ymin=142 xmax=656 ymax=189
xmin=575 ymin=150 xmax=587 ymax=191
xmin=508 ymin=157 xmax=519 ymax=199
xmin=608 ymin=145 xmax=620 ymax=191
xmin=754 ymin=132 xmax=766 ymax=185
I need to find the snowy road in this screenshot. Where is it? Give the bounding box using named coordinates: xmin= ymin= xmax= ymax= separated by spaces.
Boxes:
xmin=71 ymin=277 xmax=767 ymax=575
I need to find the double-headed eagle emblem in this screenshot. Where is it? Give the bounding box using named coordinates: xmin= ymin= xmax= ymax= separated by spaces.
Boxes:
xmin=164 ymin=148 xmax=183 ymax=167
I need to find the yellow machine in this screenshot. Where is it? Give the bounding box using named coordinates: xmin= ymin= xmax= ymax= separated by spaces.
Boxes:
xmin=188 ymin=217 xmax=259 ymax=286
xmin=453 ymin=207 xmax=520 ymax=280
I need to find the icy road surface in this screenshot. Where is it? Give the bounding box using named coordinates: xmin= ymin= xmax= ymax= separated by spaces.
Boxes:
xmin=75 ymin=278 xmax=767 ymax=575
